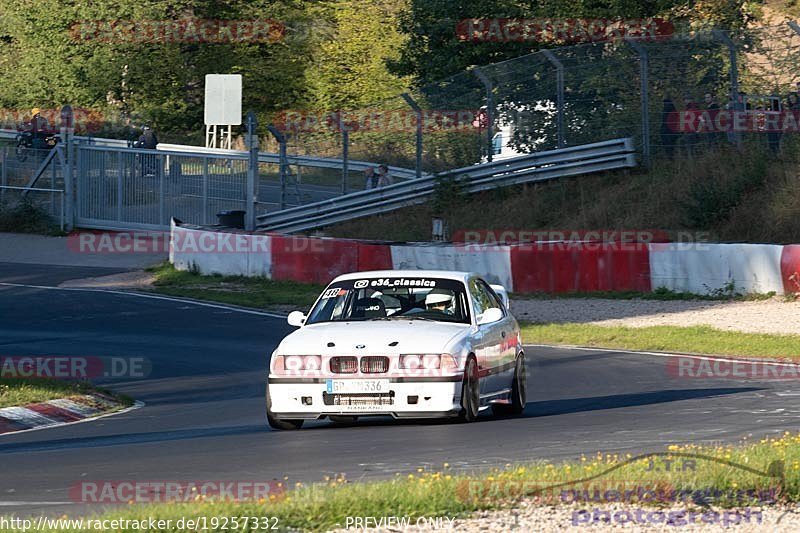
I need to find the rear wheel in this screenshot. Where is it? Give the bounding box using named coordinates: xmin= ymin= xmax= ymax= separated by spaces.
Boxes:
xmin=266 ymin=384 xmax=303 ymax=430
xmin=493 ymin=355 xmax=527 ymax=416
xmin=459 ymin=357 xmax=480 ymax=422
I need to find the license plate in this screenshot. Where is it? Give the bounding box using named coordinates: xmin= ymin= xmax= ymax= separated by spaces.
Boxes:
xmin=326 ymin=379 xmax=390 ymax=394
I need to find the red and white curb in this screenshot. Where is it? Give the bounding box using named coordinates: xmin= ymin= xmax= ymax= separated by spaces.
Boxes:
xmin=0 ymin=393 xmax=141 ymax=435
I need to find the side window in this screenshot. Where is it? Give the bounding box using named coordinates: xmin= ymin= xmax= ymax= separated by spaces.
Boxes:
xmin=479 ymin=281 xmax=506 ymax=316
xmin=469 ymin=279 xmax=500 ymax=318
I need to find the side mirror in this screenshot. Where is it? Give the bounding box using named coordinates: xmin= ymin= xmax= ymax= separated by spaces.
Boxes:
xmin=490 ymin=284 xmax=510 ymax=310
xmin=287 ymin=311 xmax=306 ymax=327
xmin=477 ymin=307 xmax=503 ymax=326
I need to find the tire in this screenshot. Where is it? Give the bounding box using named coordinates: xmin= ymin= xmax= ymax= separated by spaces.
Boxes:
xmin=329 ymin=415 xmax=358 ymax=425
xmin=492 ymin=354 xmax=527 ymax=416
xmin=266 ymin=384 xmax=303 ymax=430
xmin=459 ymin=357 xmax=480 ymax=422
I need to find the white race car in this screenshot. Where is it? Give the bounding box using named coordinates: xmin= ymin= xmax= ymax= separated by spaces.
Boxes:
xmin=266 ymin=270 xmax=526 ymax=429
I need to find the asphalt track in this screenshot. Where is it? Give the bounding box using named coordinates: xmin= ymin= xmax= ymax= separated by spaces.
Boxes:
xmin=1 ymin=262 xmax=799 ymax=518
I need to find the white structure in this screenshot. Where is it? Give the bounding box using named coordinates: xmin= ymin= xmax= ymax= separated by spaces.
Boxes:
xmin=204 ymin=74 xmax=242 ymax=149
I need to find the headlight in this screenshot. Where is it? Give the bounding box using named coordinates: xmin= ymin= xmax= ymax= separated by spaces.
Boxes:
xmin=272 ymin=355 xmax=321 ymax=374
xmin=399 ymin=354 xmax=458 ymax=370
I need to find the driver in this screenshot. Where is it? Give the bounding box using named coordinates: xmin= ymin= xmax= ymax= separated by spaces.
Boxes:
xmin=425 ymin=289 xmax=454 ymax=314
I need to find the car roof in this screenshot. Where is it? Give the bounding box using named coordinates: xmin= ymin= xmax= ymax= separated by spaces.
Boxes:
xmin=331 ymin=270 xmax=475 ymax=283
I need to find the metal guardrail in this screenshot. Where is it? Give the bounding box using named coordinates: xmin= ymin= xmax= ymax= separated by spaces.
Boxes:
xmin=256 ymin=138 xmax=636 ymax=233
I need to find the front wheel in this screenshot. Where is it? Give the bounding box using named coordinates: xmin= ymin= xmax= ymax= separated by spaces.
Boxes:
xmin=459 ymin=357 xmax=480 ymax=422
xmin=266 ymin=384 xmax=303 ymax=430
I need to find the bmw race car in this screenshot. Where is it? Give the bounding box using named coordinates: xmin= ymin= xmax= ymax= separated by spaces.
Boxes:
xmin=266 ymin=271 xmax=526 ymax=429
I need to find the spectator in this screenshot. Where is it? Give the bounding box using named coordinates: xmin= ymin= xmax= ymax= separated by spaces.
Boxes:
xmin=660 ymin=98 xmax=678 ymax=159
xmin=364 ymin=167 xmax=378 ymax=190
xmin=135 ymin=125 xmax=158 ymax=149
xmin=376 ymin=164 xmax=393 ymax=187
xmin=702 ymin=92 xmax=722 ymax=146
xmin=682 ymin=94 xmax=700 ymax=156
xmin=26 ymin=108 xmax=51 ymax=149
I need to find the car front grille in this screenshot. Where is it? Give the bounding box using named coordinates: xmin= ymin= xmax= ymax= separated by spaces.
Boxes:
xmin=360 ymin=356 xmax=389 ymax=374
xmin=330 ymin=356 xmax=358 ymax=374
xmin=323 ymin=392 xmax=394 ymax=406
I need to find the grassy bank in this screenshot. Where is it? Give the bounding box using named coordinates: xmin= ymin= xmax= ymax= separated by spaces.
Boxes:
xmin=47 ymin=434 xmax=800 ymax=532
xmin=521 ymin=323 xmax=800 ymax=360
xmin=147 ymin=263 xmax=323 ymax=310
xmin=0 ymin=378 xmax=132 ymax=409
xmin=325 ymin=146 xmax=800 ymax=244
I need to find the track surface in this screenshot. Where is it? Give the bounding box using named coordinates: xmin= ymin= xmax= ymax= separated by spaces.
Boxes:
xmin=1 ymin=262 xmax=799 ymax=517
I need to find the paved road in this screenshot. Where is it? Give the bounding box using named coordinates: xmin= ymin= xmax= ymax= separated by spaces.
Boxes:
xmin=1 ymin=262 xmax=799 ymax=518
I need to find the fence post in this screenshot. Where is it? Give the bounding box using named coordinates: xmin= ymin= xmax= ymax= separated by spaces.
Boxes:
xmin=788 ymin=21 xmax=800 ymax=36
xmin=60 ymin=105 xmax=74 ymax=231
xmin=245 ymin=111 xmax=258 ymax=231
xmin=473 ymin=67 xmax=494 ymax=162
xmin=712 ymin=29 xmax=740 ymax=147
xmin=266 ymin=125 xmax=288 ymax=211
xmin=401 ymin=93 xmax=423 ymax=179
xmin=542 ymin=50 xmax=566 ymax=149
xmin=624 ymin=39 xmax=650 ymax=166
xmin=338 ymin=113 xmax=349 ymax=195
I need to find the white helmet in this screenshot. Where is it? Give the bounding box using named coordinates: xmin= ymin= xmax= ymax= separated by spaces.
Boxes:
xmin=425 ymin=289 xmax=453 ymax=308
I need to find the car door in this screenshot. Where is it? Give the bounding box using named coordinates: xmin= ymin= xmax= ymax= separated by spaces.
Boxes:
xmin=468 ymin=278 xmax=505 ymax=398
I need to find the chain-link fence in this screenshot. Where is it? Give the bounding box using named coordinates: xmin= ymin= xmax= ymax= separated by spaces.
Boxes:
xmin=270 ymin=23 xmax=800 ymax=181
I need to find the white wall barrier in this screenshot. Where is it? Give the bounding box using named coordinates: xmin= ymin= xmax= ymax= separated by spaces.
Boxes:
xmin=170 ymin=220 xmax=272 ymax=277
xmin=390 ymin=244 xmax=514 ymax=290
xmin=648 ymin=243 xmax=786 ymax=295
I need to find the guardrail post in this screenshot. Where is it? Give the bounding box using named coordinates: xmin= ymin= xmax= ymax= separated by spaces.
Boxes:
xmin=401 ymin=93 xmax=423 ymax=179
xmin=473 ymin=67 xmax=494 ymax=162
xmin=624 ymin=39 xmax=650 ymax=166
xmin=338 ymin=113 xmax=349 ymax=195
xmin=60 ymin=105 xmax=74 ymax=230
xmin=266 ymin=124 xmax=288 ymax=211
xmin=542 ymin=50 xmax=566 ymax=149
xmin=712 ymin=29 xmax=740 ymax=148
xmin=245 ymin=111 xmax=258 ymax=230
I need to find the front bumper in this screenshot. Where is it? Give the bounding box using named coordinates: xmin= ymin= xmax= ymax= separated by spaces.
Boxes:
xmin=268 ymin=377 xmax=463 ymax=419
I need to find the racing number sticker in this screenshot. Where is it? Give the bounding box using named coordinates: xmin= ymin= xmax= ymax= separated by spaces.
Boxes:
xmin=322 ymin=288 xmax=347 ymax=299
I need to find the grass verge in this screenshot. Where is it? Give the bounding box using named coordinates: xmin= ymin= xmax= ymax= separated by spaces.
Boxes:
xmin=49 ymin=434 xmax=800 ymax=532
xmin=0 ymin=378 xmax=133 ymax=409
xmin=147 ymin=263 xmax=323 ymax=310
xmin=521 ymin=323 xmax=800 ymax=360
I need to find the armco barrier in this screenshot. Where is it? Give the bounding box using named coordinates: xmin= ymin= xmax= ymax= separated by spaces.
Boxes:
xmin=170 ymin=222 xmax=800 ymax=296
xmin=781 ymin=245 xmax=800 ymax=294
xmin=648 ymin=243 xmax=785 ymax=295
xmin=510 ymin=243 xmax=651 ymax=293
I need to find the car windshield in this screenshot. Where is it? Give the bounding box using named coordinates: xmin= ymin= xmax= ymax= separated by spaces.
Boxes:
xmin=306 ymin=277 xmax=471 ymax=325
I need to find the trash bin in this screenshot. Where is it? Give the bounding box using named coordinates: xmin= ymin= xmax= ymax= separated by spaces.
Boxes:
xmin=217 ymin=210 xmax=245 ymax=229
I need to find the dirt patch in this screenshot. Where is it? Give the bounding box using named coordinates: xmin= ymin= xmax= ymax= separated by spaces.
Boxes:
xmin=511 ymin=297 xmax=800 ymax=336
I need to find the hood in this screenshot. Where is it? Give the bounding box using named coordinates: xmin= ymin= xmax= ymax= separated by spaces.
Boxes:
xmin=277 ymin=320 xmax=471 ymax=356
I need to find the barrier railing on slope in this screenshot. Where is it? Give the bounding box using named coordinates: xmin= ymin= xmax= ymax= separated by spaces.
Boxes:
xmin=256 ymin=138 xmax=636 ymax=233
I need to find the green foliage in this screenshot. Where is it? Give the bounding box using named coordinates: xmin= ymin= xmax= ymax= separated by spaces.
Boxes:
xmin=0 ymin=198 xmax=61 ymax=235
